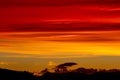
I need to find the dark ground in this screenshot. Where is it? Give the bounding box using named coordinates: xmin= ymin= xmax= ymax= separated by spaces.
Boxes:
xmin=0 ymin=68 xmax=120 ymax=80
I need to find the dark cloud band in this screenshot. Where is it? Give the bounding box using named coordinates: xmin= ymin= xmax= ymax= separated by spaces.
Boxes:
xmin=0 ymin=0 xmax=120 ymax=7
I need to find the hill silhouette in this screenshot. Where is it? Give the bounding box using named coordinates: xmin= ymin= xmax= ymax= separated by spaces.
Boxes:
xmin=0 ymin=68 xmax=37 ymax=80
xmin=0 ymin=62 xmax=120 ymax=80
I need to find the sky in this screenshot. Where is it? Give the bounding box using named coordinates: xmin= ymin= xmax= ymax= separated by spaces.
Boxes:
xmin=0 ymin=0 xmax=120 ymax=72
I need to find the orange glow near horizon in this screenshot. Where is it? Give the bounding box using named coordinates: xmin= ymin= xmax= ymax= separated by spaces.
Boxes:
xmin=0 ymin=31 xmax=120 ymax=71
xmin=0 ymin=30 xmax=120 ymax=70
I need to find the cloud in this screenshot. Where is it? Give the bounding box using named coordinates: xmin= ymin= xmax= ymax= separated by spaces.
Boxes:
xmin=0 ymin=31 xmax=120 ymax=42
xmin=0 ymin=61 xmax=16 ymax=65
xmin=0 ymin=52 xmax=97 ymax=58
xmin=47 ymin=61 xmax=56 ymax=66
xmin=1 ymin=22 xmax=120 ymax=32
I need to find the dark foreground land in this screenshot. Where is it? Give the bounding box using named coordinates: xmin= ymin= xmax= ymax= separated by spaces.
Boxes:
xmin=1 ymin=68 xmax=120 ymax=80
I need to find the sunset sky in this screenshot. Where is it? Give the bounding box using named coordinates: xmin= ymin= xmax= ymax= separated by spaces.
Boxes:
xmin=0 ymin=0 xmax=120 ymax=72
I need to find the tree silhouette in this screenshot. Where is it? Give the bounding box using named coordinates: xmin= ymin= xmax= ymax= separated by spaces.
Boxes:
xmin=40 ymin=68 xmax=49 ymax=74
xmin=55 ymin=62 xmax=77 ymax=73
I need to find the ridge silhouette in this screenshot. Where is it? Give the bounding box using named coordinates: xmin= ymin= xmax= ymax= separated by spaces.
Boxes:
xmin=0 ymin=62 xmax=120 ymax=80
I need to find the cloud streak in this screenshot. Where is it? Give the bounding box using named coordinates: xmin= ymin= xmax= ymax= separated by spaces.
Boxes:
xmin=0 ymin=22 xmax=120 ymax=32
xmin=0 ymin=31 xmax=120 ymax=42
